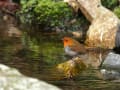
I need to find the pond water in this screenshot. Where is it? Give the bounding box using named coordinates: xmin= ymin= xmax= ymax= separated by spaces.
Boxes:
xmin=0 ymin=31 xmax=120 ymax=90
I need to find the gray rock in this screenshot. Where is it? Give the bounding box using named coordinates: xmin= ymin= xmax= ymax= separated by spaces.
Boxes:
xmin=100 ymin=69 xmax=120 ymax=80
xmin=100 ymin=52 xmax=120 ymax=80
xmin=0 ymin=64 xmax=61 ymax=90
xmin=102 ymin=52 xmax=120 ymax=71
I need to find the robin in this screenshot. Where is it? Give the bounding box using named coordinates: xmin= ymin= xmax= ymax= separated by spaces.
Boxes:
xmin=62 ymin=37 xmax=86 ymax=57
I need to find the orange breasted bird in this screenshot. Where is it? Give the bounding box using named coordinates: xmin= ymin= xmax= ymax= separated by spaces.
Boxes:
xmin=62 ymin=37 xmax=86 ymax=57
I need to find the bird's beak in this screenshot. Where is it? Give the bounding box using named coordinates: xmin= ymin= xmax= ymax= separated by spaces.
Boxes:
xmin=61 ymin=38 xmax=64 ymax=41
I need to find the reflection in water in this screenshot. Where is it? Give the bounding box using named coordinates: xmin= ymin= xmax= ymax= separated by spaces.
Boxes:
xmin=0 ymin=31 xmax=120 ymax=90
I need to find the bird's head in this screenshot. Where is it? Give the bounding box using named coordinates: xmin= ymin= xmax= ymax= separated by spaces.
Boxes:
xmin=62 ymin=37 xmax=73 ymax=47
xmin=62 ymin=37 xmax=80 ymax=47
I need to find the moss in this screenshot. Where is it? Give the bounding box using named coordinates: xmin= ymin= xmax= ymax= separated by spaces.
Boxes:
xmin=57 ymin=57 xmax=87 ymax=78
xmin=114 ymin=6 xmax=120 ymax=19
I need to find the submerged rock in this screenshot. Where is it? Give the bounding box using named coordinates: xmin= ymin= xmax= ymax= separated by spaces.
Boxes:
xmin=0 ymin=64 xmax=61 ymax=90
xmin=100 ymin=69 xmax=120 ymax=80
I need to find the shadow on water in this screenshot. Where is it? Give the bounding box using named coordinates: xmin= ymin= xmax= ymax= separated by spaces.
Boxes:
xmin=0 ymin=29 xmax=120 ymax=90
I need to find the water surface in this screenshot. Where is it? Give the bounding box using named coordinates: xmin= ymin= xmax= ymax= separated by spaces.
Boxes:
xmin=0 ymin=32 xmax=120 ymax=90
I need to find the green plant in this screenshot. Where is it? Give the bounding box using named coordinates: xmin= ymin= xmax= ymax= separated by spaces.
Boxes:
xmin=114 ymin=6 xmax=120 ymax=18
xmin=19 ymin=0 xmax=73 ymax=30
xmin=101 ymin=0 xmax=118 ymax=10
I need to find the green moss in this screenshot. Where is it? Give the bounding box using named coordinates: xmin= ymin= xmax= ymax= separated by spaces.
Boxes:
xmin=19 ymin=0 xmax=73 ymax=30
xmin=114 ymin=6 xmax=120 ymax=19
xmin=101 ymin=0 xmax=118 ymax=10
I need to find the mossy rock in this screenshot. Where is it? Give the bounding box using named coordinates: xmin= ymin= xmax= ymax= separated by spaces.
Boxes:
xmin=57 ymin=57 xmax=87 ymax=78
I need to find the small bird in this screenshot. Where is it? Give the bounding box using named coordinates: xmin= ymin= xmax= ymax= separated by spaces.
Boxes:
xmin=62 ymin=37 xmax=87 ymax=57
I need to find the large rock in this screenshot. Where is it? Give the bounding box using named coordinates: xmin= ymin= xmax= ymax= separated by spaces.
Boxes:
xmin=64 ymin=0 xmax=120 ymax=49
xmin=0 ymin=64 xmax=61 ymax=90
xmin=85 ymin=5 xmax=120 ymax=49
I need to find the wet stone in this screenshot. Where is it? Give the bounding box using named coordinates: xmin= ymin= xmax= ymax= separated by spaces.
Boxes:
xmin=102 ymin=52 xmax=120 ymax=71
xmin=0 ymin=64 xmax=61 ymax=90
xmin=100 ymin=52 xmax=120 ymax=80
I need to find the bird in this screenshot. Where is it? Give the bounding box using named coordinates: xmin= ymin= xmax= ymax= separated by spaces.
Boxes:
xmin=62 ymin=37 xmax=87 ymax=57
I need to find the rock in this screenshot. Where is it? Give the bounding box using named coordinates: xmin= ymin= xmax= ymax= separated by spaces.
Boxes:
xmin=57 ymin=57 xmax=87 ymax=78
xmin=64 ymin=0 xmax=120 ymax=49
xmin=100 ymin=69 xmax=120 ymax=80
xmin=64 ymin=0 xmax=101 ymax=22
xmin=85 ymin=6 xmax=120 ymax=49
xmin=101 ymin=52 xmax=120 ymax=71
xmin=0 ymin=64 xmax=61 ymax=90
xmin=78 ymin=0 xmax=101 ymax=22
xmin=100 ymin=52 xmax=120 ymax=80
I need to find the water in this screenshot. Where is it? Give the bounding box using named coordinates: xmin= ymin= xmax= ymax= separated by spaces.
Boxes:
xmin=0 ymin=32 xmax=120 ymax=90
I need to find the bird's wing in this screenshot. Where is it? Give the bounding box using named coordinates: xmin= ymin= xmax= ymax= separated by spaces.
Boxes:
xmin=69 ymin=44 xmax=86 ymax=54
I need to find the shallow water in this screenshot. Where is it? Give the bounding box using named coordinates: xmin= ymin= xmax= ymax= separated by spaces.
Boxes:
xmin=0 ymin=32 xmax=120 ymax=90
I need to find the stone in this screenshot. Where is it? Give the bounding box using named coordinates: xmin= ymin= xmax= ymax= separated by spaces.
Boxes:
xmin=57 ymin=57 xmax=87 ymax=78
xmin=0 ymin=64 xmax=61 ymax=90
xmin=64 ymin=0 xmax=120 ymax=49
xmin=101 ymin=52 xmax=120 ymax=71
xmin=85 ymin=6 xmax=120 ymax=49
xmin=100 ymin=69 xmax=120 ymax=80
xmin=100 ymin=52 xmax=120 ymax=80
